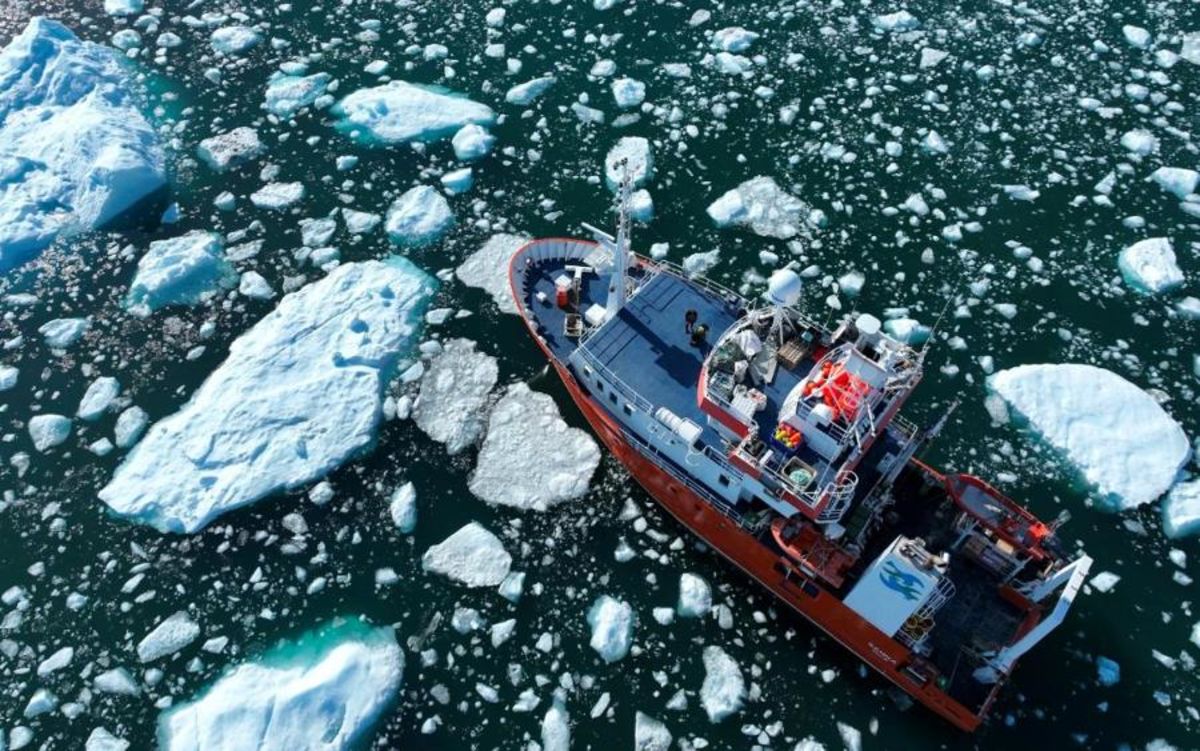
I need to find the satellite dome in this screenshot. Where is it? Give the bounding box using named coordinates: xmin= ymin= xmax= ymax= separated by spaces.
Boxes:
xmin=766 ymin=269 xmax=803 ymax=307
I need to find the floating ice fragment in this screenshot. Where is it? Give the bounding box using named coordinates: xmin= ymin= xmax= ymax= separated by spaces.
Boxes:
xmin=469 ymin=383 xmax=600 ymax=510
xmin=104 ymin=0 xmax=143 ymax=15
xmin=250 ymin=182 xmax=305 ymax=210
xmin=114 ymin=406 xmax=148 ymax=449
xmin=1163 ymin=481 xmax=1200 ymax=538
xmin=86 ymin=728 xmax=129 ymax=751
xmin=29 ymin=414 xmax=71 ymax=451
xmin=389 ymin=482 xmax=417 ymax=533
xmin=1118 ymin=238 xmax=1184 ymax=294
xmin=605 ymin=136 xmax=654 ymax=190
xmin=264 ymin=72 xmax=331 ymax=118
xmin=989 ymin=364 xmax=1190 ymax=509
xmin=100 ymin=259 xmax=435 ymax=532
xmin=587 ymin=595 xmax=635 ymax=663
xmin=39 ymin=317 xmax=89 ymax=348
xmin=196 ymin=127 xmax=265 ymax=172
xmin=1120 ymin=129 xmax=1158 ymax=156
xmin=413 ymin=338 xmax=498 ymax=455
xmin=541 ymin=697 xmax=570 ymax=751
xmin=707 ymin=176 xmax=812 ymax=239
xmin=1150 ymin=167 xmax=1199 ymax=199
xmin=137 ymin=611 xmax=200 ymax=662
xmin=455 ymin=233 xmax=529 ymax=314
xmin=506 ymin=76 xmax=556 ymax=105
xmin=677 ymin=573 xmax=712 ymax=618
xmin=635 ymin=712 xmax=672 ymax=751
xmin=451 ymin=123 xmax=495 ymax=161
xmin=78 ymin=376 xmax=121 ymax=421
xmin=711 ymin=27 xmax=759 ymax=53
xmin=385 ymin=185 xmax=454 ymax=246
xmin=125 ymin=231 xmax=236 ymax=317
xmin=873 ymin=11 xmax=920 ymax=32
xmin=238 ymin=270 xmax=276 ymax=300
xmin=1122 ymin=25 xmax=1152 ymax=50
xmin=333 ymin=82 xmax=494 ymax=146
xmin=700 ymin=646 xmax=745 ymax=722
xmin=422 ymin=522 xmax=512 ymax=587
xmin=211 ymin=26 xmax=261 ymax=55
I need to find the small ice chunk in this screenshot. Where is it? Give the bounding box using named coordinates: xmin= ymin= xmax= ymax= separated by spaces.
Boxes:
xmin=94 ymin=667 xmax=140 ymax=695
xmin=873 ymin=11 xmax=920 ymax=32
xmin=707 ymin=176 xmax=812 ymax=239
xmin=422 ymin=522 xmax=512 ymax=587
xmin=104 ymin=0 xmax=143 ymax=15
xmin=40 ymin=317 xmax=89 ymax=348
xmin=440 ymin=167 xmax=473 ymax=195
xmin=385 ymin=185 xmax=454 ymax=246
xmin=455 ymin=233 xmax=530 ymax=314
xmin=250 ymin=181 xmax=306 ymax=210
xmin=676 ymin=573 xmax=712 ymax=618
xmin=605 ymin=137 xmax=654 ymax=190
xmin=341 ymin=209 xmax=381 ymax=235
xmin=587 ymin=595 xmax=635 ymax=663
xmin=137 ymin=611 xmax=201 ymax=662
xmin=1096 ymin=656 xmax=1121 ymax=686
xmin=196 ymin=127 xmax=265 ymax=172
xmin=0 ymin=365 xmax=17 ymax=390
xmin=332 ymin=82 xmax=495 ymax=146
xmin=634 ymin=712 xmax=672 ymax=751
xmin=541 ymin=698 xmax=570 ymax=751
xmin=413 ymin=338 xmax=498 ymax=454
xmin=29 ymin=414 xmax=72 ymax=451
xmin=126 ymin=231 xmax=235 ymax=316
xmin=989 ymin=364 xmax=1190 ymax=509
xmin=264 ymin=72 xmax=331 ymax=118
xmin=36 ymin=646 xmax=74 ymax=676
xmin=238 ymin=270 xmax=276 ymax=300
xmin=1163 ymin=481 xmax=1200 ymax=538
xmin=86 ymin=727 xmax=129 ymax=751
xmin=114 ymin=406 xmax=149 ymax=449
xmin=700 ymin=645 xmax=745 ymax=722
xmin=1090 ymin=571 xmax=1120 ymax=593
xmin=389 ymin=482 xmax=417 ymax=533
xmin=1120 ymin=129 xmax=1158 ymax=156
xmin=469 ymin=383 xmax=600 ymax=510
xmin=611 ymin=77 xmax=646 ymax=109
xmin=451 ymin=123 xmax=496 ymax=162
xmin=1118 ymin=238 xmax=1184 ymax=294
xmin=506 ymin=76 xmax=556 ymax=105
xmin=210 ymin=26 xmax=261 ymax=55
xmin=78 ymin=376 xmax=121 ymax=421
xmin=1122 ymin=24 xmax=1152 ymax=49
xmin=1150 ymin=167 xmax=1199 ymax=199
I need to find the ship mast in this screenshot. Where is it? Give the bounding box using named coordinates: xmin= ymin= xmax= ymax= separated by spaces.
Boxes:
xmin=604 ymin=160 xmax=634 ymax=322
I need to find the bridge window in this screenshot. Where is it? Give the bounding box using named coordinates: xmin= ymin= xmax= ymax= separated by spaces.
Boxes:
xmin=622 ymin=404 xmax=633 ymax=416
xmin=718 ymin=474 xmax=730 ymax=487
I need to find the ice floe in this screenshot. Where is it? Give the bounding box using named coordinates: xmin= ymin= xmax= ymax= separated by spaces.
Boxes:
xmin=99 ymin=258 xmax=435 ymax=533
xmin=506 ymin=76 xmax=556 ymax=105
xmin=468 ymin=383 xmax=600 ymax=510
xmin=700 ymin=645 xmax=745 ymax=722
xmin=455 ymin=233 xmax=530 ymax=314
xmin=451 ymin=124 xmax=496 ymax=161
xmin=413 ymin=338 xmax=498 ymax=454
xmin=605 ymin=136 xmax=654 ymax=190
xmin=989 ymin=363 xmax=1190 ymax=509
xmin=611 ymin=77 xmax=646 ymax=109
xmin=587 ymin=595 xmax=635 ymax=662
xmin=126 ymin=231 xmax=236 ymax=316
xmin=137 ymin=610 xmax=200 ymax=662
xmin=263 ymin=72 xmax=331 ymax=118
xmin=389 ymin=482 xmax=417 ymax=533
xmin=0 ymin=18 xmax=165 ymax=270
xmin=332 ymin=82 xmax=494 ymax=146
xmin=385 ymin=185 xmax=454 ymax=246
xmin=676 ymin=573 xmax=712 ymax=618
xmin=78 ymin=377 xmax=121 ymax=421
xmin=250 ymin=182 xmax=306 ymax=210
xmin=634 ymin=712 xmax=672 ymax=751
xmin=1150 ymin=167 xmax=1199 ymax=200
xmin=421 ymin=521 xmax=512 ymax=587
xmin=541 ymin=697 xmax=570 ymax=751
xmin=196 ymin=127 xmax=265 ymax=173
xmin=711 ymin=27 xmax=759 ymax=53
xmin=158 ymin=619 xmax=402 ymax=751
xmin=1118 ymin=238 xmax=1184 ymax=294
xmin=40 ymin=317 xmax=89 ymax=349
xmin=29 ymin=414 xmax=71 ymax=451
xmin=1163 ymin=481 xmax=1200 ymax=538
xmin=210 ymin=26 xmax=261 ymax=56
xmin=707 ymin=177 xmax=814 ymax=239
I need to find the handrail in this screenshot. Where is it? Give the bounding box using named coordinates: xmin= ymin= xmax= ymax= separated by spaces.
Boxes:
xmin=620 ymin=423 xmax=746 ymax=524
xmin=575 ymin=346 xmax=654 ymax=413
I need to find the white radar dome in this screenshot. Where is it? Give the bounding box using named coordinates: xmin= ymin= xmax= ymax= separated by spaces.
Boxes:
xmin=766 ymin=269 xmax=803 ymax=307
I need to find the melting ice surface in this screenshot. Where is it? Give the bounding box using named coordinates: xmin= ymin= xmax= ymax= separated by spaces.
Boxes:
xmin=158 ymin=618 xmax=402 ymax=751
xmin=99 ymin=259 xmax=436 ymax=532
xmin=0 ymin=17 xmax=165 ymax=271
xmin=990 ymin=364 xmax=1191 ymax=510
xmin=468 ymin=383 xmax=600 ymax=511
xmin=331 ymin=81 xmax=494 ymax=146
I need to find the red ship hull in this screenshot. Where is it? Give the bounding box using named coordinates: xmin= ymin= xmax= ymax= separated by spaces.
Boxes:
xmin=511 ymin=307 xmax=994 ymax=732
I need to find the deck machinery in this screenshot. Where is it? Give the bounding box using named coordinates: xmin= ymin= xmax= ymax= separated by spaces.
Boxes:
xmin=507 ymin=177 xmax=1092 ymax=731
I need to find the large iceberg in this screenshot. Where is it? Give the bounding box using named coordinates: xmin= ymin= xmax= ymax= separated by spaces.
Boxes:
xmin=707 ymin=176 xmax=814 ymax=239
xmin=125 ymin=231 xmax=237 ymax=316
xmin=158 ymin=618 xmax=402 ymax=751
xmin=99 ymin=258 xmax=436 ymax=532
xmin=468 ymin=383 xmax=601 ymax=510
xmin=0 ymin=18 xmax=166 ymax=271
xmin=455 ymin=233 xmax=530 ymax=314
xmin=331 ymin=82 xmax=494 ymax=146
xmin=989 ymin=364 xmax=1191 ymax=510
xmin=413 ymin=338 xmax=498 ymax=455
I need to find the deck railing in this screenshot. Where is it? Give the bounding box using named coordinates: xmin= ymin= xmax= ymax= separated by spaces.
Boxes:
xmin=575 ymin=345 xmax=655 ymax=413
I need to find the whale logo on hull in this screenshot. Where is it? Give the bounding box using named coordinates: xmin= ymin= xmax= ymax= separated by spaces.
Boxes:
xmin=880 ymin=560 xmax=924 ymax=601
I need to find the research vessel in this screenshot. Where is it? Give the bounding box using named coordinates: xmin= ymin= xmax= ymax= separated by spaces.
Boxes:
xmin=508 ymin=173 xmax=1093 ymax=731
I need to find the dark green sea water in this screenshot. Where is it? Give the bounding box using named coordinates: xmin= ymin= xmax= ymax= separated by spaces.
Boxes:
xmin=1 ymin=0 xmax=1198 ymax=749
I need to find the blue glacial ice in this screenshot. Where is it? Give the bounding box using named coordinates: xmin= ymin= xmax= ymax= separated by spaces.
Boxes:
xmin=331 ymin=81 xmax=494 ymax=146
xmin=125 ymin=231 xmax=236 ymax=316
xmin=158 ymin=618 xmax=403 ymax=751
xmin=0 ymin=18 xmax=166 ymax=272
xmin=587 ymin=595 xmax=635 ymax=663
xmin=99 ymin=258 xmax=436 ymax=533
xmin=385 ymin=185 xmax=454 ymax=246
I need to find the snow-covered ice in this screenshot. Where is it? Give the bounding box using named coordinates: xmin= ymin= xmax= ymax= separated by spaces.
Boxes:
xmin=125 ymin=231 xmax=236 ymax=316
xmin=421 ymin=522 xmax=512 ymax=587
xmin=99 ymin=258 xmax=435 ymax=533
xmin=587 ymin=595 xmax=635 ymax=663
xmin=1118 ymin=238 xmax=1185 ymax=294
xmin=158 ymin=619 xmax=402 ymax=751
xmin=29 ymin=414 xmax=71 ymax=451
xmin=137 ymin=610 xmax=201 ymax=662
xmin=114 ymin=406 xmax=148 ymax=449
xmin=455 ymin=233 xmax=530 ymax=314
xmin=707 ymin=177 xmax=814 ymax=240
xmin=239 ymin=271 xmax=275 ymax=300
xmin=263 ymin=72 xmax=330 ymax=118
xmin=413 ymin=338 xmax=498 ymax=454
xmin=332 ymin=82 xmax=494 ymax=146
xmin=676 ymin=573 xmax=712 ymax=618
xmin=605 ymin=136 xmax=654 ymax=190
xmin=989 ymin=364 xmax=1190 ymax=509
xmin=86 ymin=728 xmax=128 ymax=751
xmin=0 ymin=18 xmax=165 ymax=271
xmin=1164 ymin=481 xmax=1200 ymax=538
xmin=468 ymin=383 xmax=600 ymax=510
xmin=196 ymin=127 xmax=265 ymax=173
xmin=78 ymin=376 xmax=121 ymax=421
xmin=451 ymin=124 xmax=495 ymax=162
xmin=385 ymin=185 xmax=454 ymax=247
xmin=700 ymin=645 xmax=745 ymax=722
